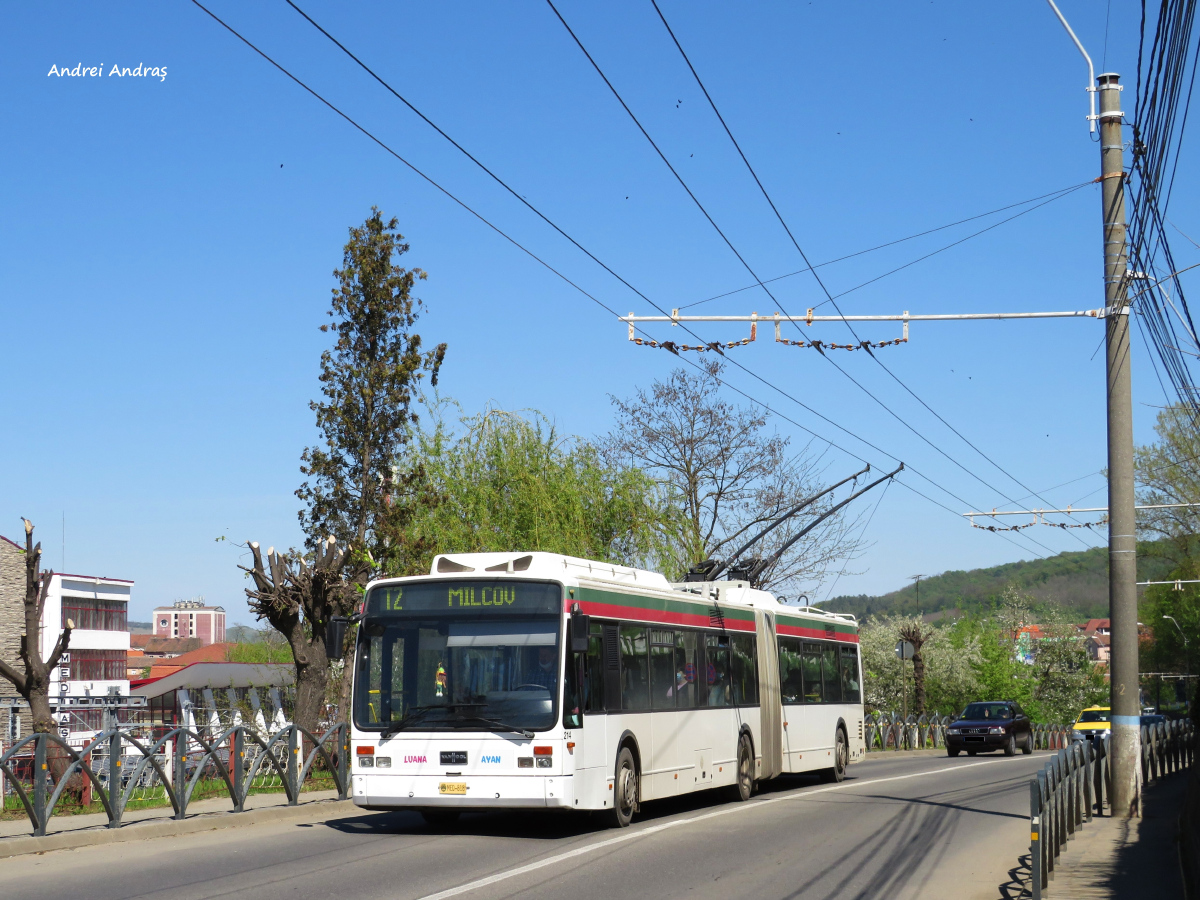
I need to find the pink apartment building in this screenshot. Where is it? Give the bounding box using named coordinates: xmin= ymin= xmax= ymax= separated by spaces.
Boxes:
xmin=152 ymin=598 xmax=226 ymax=645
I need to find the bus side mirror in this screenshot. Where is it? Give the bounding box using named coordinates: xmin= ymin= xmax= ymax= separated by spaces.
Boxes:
xmin=570 ymin=613 xmax=590 ymax=653
xmin=326 ymin=616 xmax=350 ymax=659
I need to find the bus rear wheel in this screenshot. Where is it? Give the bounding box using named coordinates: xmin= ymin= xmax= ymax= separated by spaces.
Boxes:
xmin=820 ymin=728 xmax=848 ymax=783
xmin=724 ymin=733 xmax=754 ymax=802
xmin=608 ymin=747 xmax=639 ymax=828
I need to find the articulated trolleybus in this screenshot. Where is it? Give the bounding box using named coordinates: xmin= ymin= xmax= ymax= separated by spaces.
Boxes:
xmin=348 ymin=551 xmax=864 ymax=826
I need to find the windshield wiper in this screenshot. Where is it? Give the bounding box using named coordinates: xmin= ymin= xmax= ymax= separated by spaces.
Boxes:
xmin=379 ymin=703 xmax=493 ymax=738
xmin=379 ymin=705 xmax=445 ymax=739
xmin=451 ymin=714 xmax=535 ymax=739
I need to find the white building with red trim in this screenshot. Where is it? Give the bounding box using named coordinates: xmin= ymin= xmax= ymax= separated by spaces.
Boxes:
xmin=43 ymin=572 xmax=133 ymax=733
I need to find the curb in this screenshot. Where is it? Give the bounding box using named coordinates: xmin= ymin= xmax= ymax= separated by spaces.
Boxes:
xmin=0 ymin=798 xmax=358 ymax=860
xmin=861 ymin=748 xmax=951 ymax=759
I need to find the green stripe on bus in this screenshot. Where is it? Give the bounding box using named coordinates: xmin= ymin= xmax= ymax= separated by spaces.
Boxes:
xmin=575 ymin=586 xmax=754 ymax=622
xmin=574 ymin=587 xmax=855 ymax=637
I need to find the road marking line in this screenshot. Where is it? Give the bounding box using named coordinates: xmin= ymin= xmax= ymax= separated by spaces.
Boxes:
xmin=412 ymin=756 xmax=1036 ymax=900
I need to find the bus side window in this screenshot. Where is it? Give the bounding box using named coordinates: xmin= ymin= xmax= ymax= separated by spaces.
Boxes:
xmin=649 ymin=629 xmax=676 ymax=710
xmin=705 ymin=634 xmax=731 ymax=707
xmin=731 ymin=634 xmax=757 ymax=705
xmin=801 ymin=642 xmax=823 ymax=703
xmin=675 ymin=630 xmax=698 ymax=709
xmin=620 ymin=625 xmax=650 ymax=710
xmin=778 ymin=637 xmax=803 ymax=704
xmin=840 ymin=646 xmax=861 ymax=704
xmin=821 ymin=644 xmax=842 ymax=703
xmin=584 ymin=622 xmax=605 ymax=713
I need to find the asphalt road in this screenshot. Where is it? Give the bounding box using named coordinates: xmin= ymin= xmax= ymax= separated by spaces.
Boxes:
xmin=1 ymin=753 xmax=1046 ymax=900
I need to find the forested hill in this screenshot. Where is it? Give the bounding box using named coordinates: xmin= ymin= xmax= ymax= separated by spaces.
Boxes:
xmin=824 ymin=544 xmax=1177 ymax=621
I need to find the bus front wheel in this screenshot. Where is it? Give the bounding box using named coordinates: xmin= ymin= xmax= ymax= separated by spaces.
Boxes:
xmin=608 ymin=747 xmax=639 ymax=828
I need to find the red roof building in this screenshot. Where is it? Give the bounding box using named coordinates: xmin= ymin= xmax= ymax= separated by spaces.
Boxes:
xmin=143 ymin=642 xmax=236 ymax=679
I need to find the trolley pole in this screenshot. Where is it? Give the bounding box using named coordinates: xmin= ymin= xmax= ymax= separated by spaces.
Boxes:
xmin=1098 ymin=71 xmax=1141 ymax=817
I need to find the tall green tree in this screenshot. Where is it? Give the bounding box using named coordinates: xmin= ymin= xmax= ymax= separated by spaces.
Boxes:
xmin=383 ymin=401 xmax=672 ymax=575
xmin=298 ymin=207 xmax=446 ymax=557
xmin=243 ymin=208 xmax=445 ymax=730
xmin=953 ymin=586 xmax=1104 ymax=724
xmin=1136 ymin=405 xmax=1200 ymax=674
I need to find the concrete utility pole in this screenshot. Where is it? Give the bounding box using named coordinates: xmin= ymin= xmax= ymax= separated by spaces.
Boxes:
xmin=1099 ymin=71 xmax=1141 ymax=817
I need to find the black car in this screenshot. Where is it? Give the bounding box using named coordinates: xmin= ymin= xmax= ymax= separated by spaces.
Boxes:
xmin=945 ymin=701 xmax=1034 ymax=757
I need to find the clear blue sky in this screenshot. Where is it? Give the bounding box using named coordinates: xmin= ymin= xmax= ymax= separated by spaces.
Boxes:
xmin=2 ymin=1 xmax=1190 ymax=625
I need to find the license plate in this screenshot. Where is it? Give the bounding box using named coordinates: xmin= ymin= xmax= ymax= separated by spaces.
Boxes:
xmin=439 ymin=782 xmax=467 ymax=795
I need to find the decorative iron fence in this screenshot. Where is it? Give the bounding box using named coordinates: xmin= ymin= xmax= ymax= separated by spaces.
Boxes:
xmin=864 ymin=713 xmax=1075 ymax=753
xmin=1032 ymin=724 xmax=1074 ymax=750
xmin=1029 ymin=719 xmax=1194 ymax=899
xmin=0 ymin=723 xmax=349 ymax=838
xmin=864 ymin=712 xmax=952 ymax=750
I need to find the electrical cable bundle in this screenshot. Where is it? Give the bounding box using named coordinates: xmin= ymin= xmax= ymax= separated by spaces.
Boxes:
xmin=1128 ymin=0 xmax=1200 ymax=420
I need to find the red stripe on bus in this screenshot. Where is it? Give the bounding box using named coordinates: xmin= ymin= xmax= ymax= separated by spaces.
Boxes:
xmin=572 ymin=600 xmax=756 ymax=632
xmin=777 ymin=623 xmax=859 ymax=644
xmin=566 ymin=597 xmax=858 ymax=642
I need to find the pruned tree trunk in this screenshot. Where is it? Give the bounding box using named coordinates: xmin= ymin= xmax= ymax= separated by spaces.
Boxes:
xmin=898 ymin=621 xmax=931 ymax=717
xmin=295 ymin=639 xmax=331 ymax=733
xmin=0 ymin=521 xmax=74 ymax=788
xmin=241 ymin=537 xmax=358 ymax=733
xmin=0 ymin=520 xmax=72 ymax=733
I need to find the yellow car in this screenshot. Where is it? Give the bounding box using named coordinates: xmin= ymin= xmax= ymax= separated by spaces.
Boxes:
xmin=1070 ymin=706 xmax=1110 ymax=743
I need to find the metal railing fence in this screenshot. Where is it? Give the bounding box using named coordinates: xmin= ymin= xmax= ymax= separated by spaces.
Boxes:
xmin=864 ymin=712 xmax=951 ymax=750
xmin=1030 ymin=719 xmax=1194 ymax=899
xmin=0 ymin=723 xmax=349 ymax=837
xmin=864 ymin=713 xmax=1076 ymax=753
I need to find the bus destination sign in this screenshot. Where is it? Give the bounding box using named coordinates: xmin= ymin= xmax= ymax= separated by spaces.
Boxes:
xmin=367 ymin=580 xmax=560 ymax=616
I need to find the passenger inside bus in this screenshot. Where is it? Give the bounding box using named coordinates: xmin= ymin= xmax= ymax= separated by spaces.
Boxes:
xmin=523 ymin=646 xmax=558 ymax=692
xmin=707 ymin=660 xmax=731 ymax=706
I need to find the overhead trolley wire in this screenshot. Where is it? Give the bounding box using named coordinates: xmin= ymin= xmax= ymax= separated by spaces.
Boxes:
xmin=813 ymin=184 xmax=1092 ymax=308
xmin=546 ymin=0 xmax=1081 ymax=551
xmin=679 ymin=182 xmax=1094 ymax=311
xmin=648 ymin=0 xmax=1102 ymax=548
xmin=185 ymin=1 xmax=872 ymax=468
xmin=544 ymin=0 xmax=1060 ymax=556
xmin=203 ymin=0 xmax=1052 ymax=560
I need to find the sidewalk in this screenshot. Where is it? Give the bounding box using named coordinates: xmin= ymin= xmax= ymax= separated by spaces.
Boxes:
xmin=1028 ymin=775 xmax=1187 ymax=899
xmin=0 ymin=788 xmax=353 ymax=859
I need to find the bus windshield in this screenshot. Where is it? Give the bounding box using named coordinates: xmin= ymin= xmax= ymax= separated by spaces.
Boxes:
xmin=354 ymin=580 xmax=562 ymax=734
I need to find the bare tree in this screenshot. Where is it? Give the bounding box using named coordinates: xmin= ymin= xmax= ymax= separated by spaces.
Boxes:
xmin=0 ymin=520 xmax=71 ymax=734
xmin=605 ymin=360 xmax=863 ymax=594
xmin=240 ymin=538 xmax=358 ymax=732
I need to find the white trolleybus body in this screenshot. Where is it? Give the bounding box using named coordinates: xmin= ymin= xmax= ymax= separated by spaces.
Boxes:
xmin=349 ymin=551 xmax=864 ymax=825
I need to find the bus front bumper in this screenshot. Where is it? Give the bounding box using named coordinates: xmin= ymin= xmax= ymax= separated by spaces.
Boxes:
xmin=352 ymin=773 xmax=574 ymax=810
